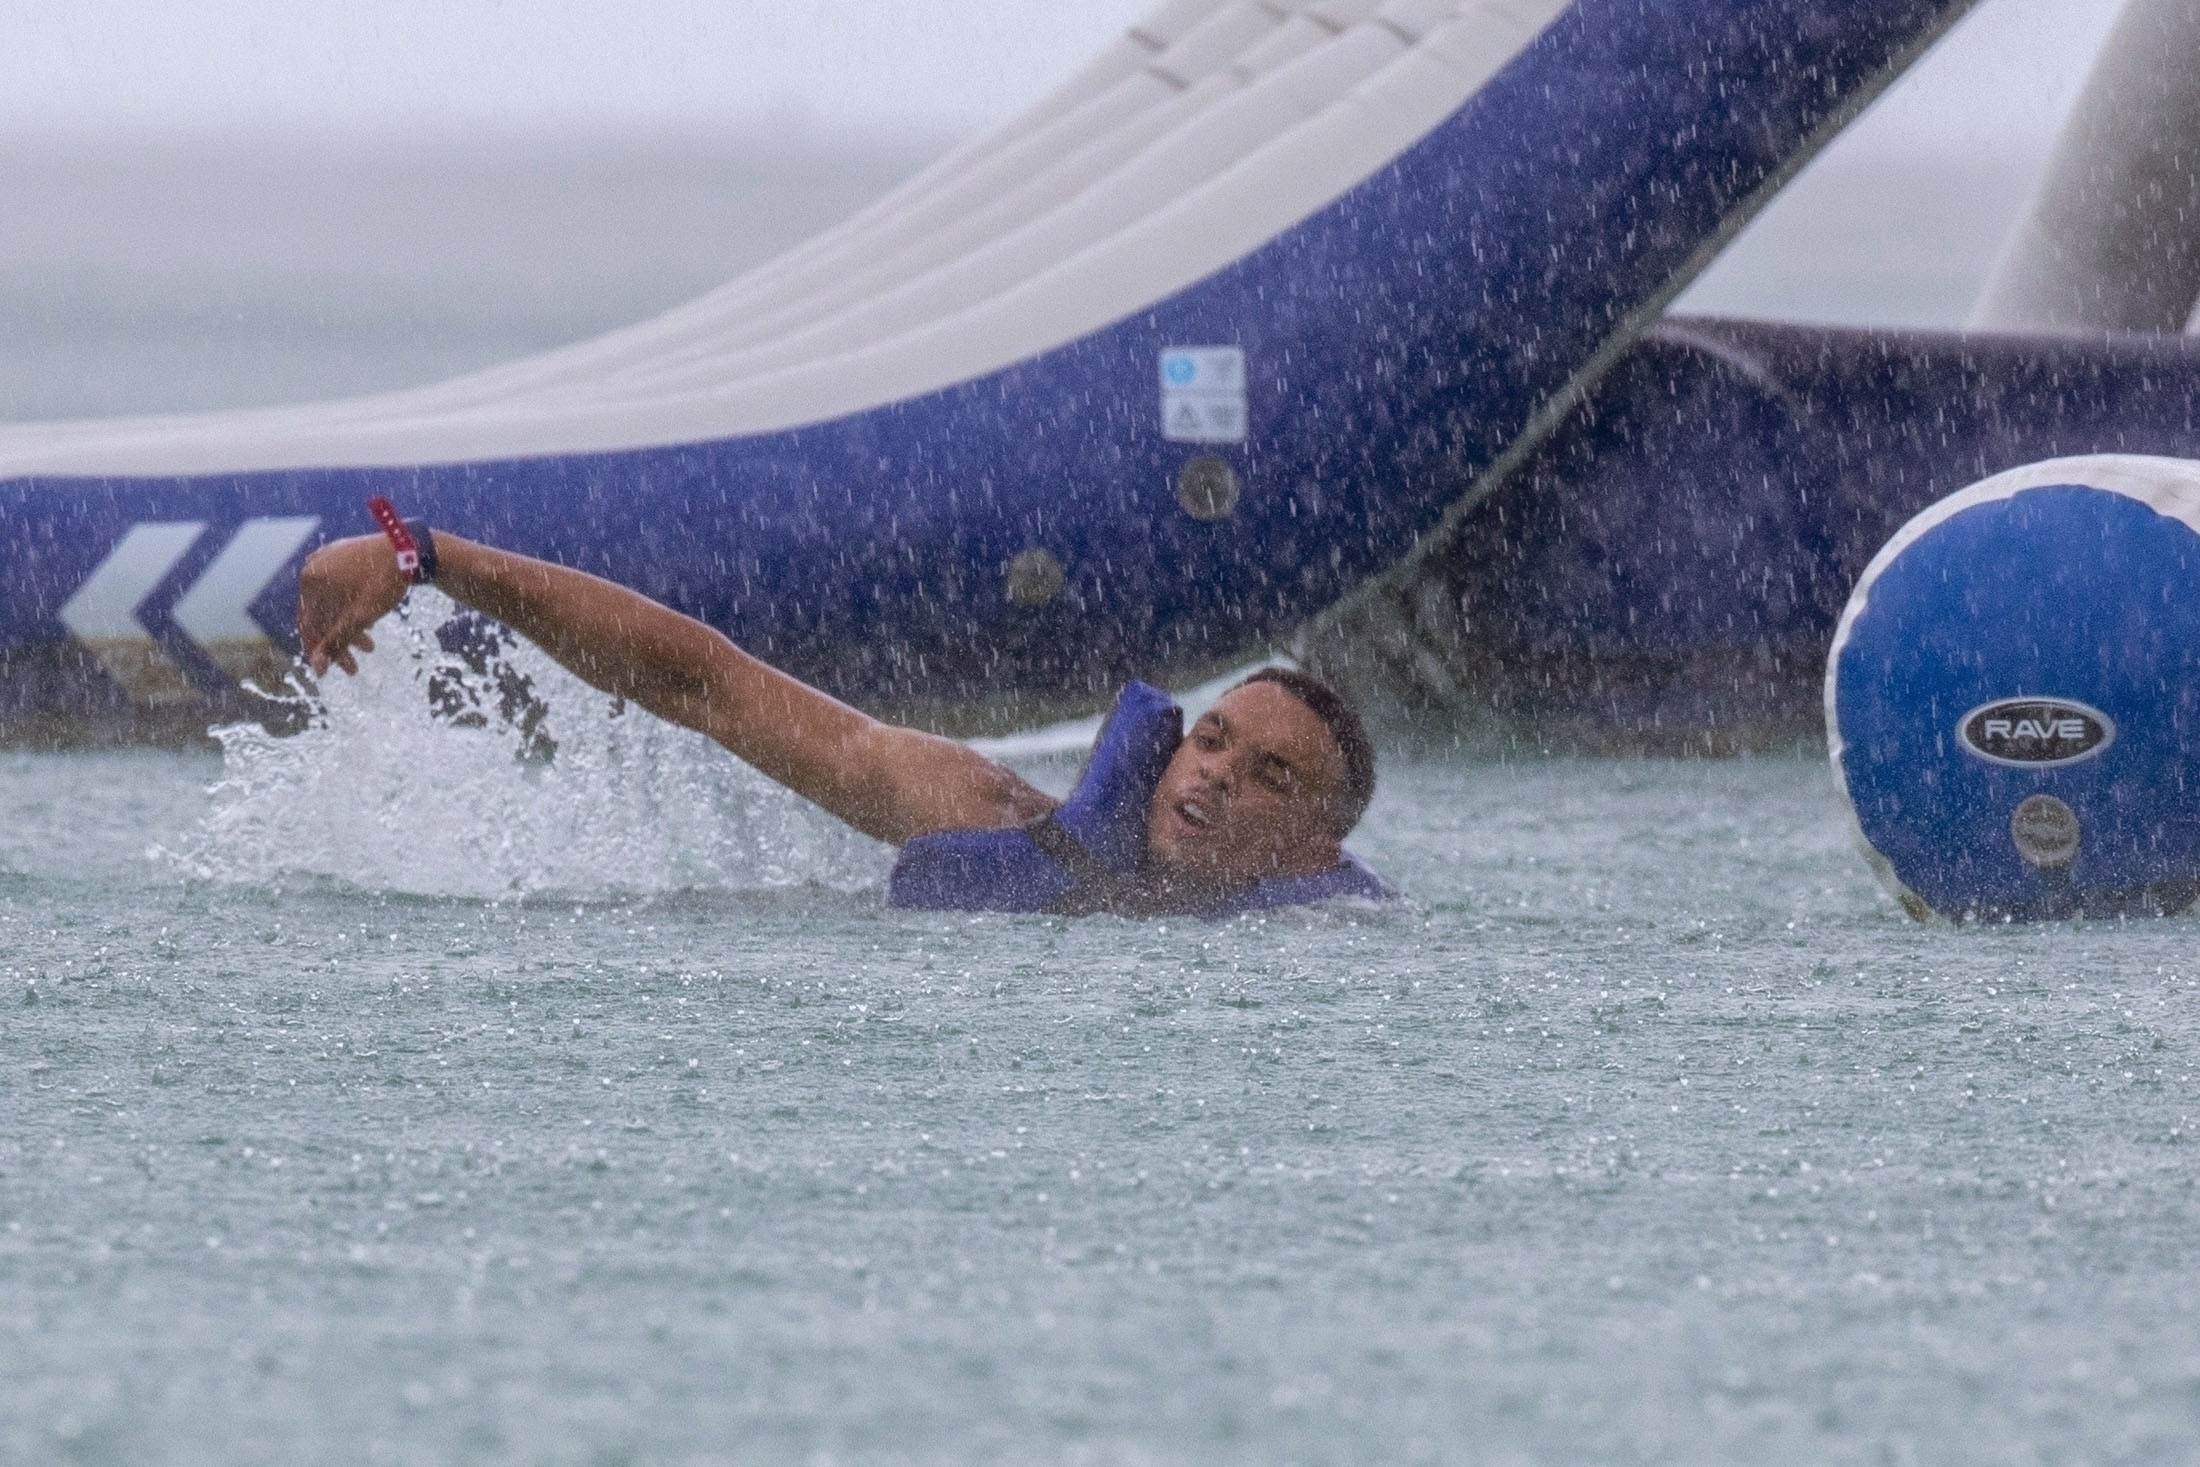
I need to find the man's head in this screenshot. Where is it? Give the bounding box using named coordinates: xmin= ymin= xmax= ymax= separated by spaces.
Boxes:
xmin=1144 ymin=668 xmax=1376 ymax=888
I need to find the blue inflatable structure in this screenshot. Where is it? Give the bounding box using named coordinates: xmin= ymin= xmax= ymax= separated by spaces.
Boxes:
xmin=1303 ymin=319 xmax=2200 ymax=752
xmin=0 ymin=0 xmax=1979 ymax=746
xmin=1827 ymin=455 xmax=2200 ymax=922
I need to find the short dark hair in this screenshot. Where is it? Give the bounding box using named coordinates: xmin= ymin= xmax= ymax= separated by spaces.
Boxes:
xmin=1233 ymin=667 xmax=1376 ymax=838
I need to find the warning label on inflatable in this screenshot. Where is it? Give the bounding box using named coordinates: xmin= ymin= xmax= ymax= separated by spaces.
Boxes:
xmin=1160 ymin=347 xmax=1247 ymax=444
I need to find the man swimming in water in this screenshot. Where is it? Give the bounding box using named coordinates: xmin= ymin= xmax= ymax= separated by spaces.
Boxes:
xmin=298 ymin=519 xmax=1386 ymax=917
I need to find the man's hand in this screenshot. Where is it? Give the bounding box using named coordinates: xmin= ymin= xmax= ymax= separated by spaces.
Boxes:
xmin=297 ymin=534 xmax=409 ymax=676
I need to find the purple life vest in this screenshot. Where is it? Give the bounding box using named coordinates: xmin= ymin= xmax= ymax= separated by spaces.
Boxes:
xmin=887 ymin=682 xmax=1393 ymax=918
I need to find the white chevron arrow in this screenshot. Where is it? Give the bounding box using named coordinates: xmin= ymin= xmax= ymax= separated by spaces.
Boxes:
xmin=170 ymin=516 xmax=321 ymax=688
xmin=58 ymin=521 xmax=206 ymax=705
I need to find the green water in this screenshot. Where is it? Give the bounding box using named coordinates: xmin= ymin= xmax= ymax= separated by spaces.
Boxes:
xmin=4 ymin=631 xmax=2199 ymax=1464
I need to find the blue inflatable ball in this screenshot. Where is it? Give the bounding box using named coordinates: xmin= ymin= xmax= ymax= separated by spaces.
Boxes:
xmin=1827 ymin=454 xmax=2200 ymax=922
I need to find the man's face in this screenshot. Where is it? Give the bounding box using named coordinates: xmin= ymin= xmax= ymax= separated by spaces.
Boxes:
xmin=1145 ymin=681 xmax=1347 ymax=887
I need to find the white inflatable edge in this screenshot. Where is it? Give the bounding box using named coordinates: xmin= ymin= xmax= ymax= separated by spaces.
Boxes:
xmin=29 ymin=1 xmax=1312 ymax=445
xmin=525 ymin=4 xmax=1401 ymax=402
xmin=424 ymin=0 xmax=1249 ymax=395
xmin=582 ymin=8 xmax=1397 ymax=392
xmin=401 ymin=0 xmax=1300 ymax=408
xmin=0 ymin=0 xmax=1258 ymax=455
xmin=0 ymin=0 xmax=1555 ymax=477
xmin=407 ymin=0 xmax=1465 ymax=413
xmin=573 ymin=20 xmax=1420 ymax=403
xmin=1822 ymin=452 xmax=2200 ymax=922
xmin=0 ymin=0 xmax=1341 ymax=460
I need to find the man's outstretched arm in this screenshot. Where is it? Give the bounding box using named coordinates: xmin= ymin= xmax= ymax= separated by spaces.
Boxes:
xmin=297 ymin=531 xmax=1053 ymax=845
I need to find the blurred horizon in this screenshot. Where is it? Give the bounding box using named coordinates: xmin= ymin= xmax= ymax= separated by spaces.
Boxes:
xmin=0 ymin=127 xmax=956 ymax=422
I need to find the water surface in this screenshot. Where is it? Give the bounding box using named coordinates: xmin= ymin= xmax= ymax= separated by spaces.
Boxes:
xmin=4 ymin=635 xmax=2196 ymax=1463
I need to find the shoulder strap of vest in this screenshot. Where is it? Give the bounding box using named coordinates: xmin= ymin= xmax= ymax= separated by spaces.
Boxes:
xmin=1027 ymin=814 xmax=1234 ymax=919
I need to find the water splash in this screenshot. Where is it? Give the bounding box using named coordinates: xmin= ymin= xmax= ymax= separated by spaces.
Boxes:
xmin=161 ymin=591 xmax=890 ymax=899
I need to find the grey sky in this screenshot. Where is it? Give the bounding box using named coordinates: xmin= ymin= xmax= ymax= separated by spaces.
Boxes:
xmin=0 ymin=0 xmax=1153 ymax=135
xmin=0 ymin=0 xmax=2133 ymax=148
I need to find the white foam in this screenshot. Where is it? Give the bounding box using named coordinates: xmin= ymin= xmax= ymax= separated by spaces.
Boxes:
xmin=160 ymin=590 xmax=891 ymax=900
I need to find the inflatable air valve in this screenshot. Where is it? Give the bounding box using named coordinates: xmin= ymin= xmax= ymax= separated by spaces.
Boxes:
xmin=1827 ymin=454 xmax=2200 ymax=922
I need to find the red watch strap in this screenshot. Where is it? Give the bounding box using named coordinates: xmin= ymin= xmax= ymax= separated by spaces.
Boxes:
xmin=366 ymin=496 xmax=424 ymax=582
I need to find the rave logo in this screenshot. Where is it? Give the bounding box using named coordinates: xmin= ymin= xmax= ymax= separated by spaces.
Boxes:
xmin=1957 ymin=697 xmax=2114 ymax=767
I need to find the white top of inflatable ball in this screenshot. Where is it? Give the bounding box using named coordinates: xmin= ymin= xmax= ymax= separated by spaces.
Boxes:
xmin=1829 ymin=452 xmax=2200 ymax=696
